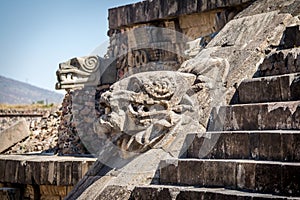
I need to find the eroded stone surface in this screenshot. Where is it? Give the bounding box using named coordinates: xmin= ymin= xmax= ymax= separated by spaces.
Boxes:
xmin=108 ymin=0 xmax=253 ymax=29
xmin=94 ymin=71 xmax=207 ymax=158
xmin=159 ymin=159 xmax=300 ymax=196
xmin=55 ymin=0 xmax=300 ymax=199
xmin=179 ymin=11 xmax=298 ymax=104
xmin=56 ymin=56 xmax=116 ymax=90
xmin=258 ymin=48 xmax=300 ymax=77
xmin=0 ymin=119 xmax=29 ymax=153
xmin=187 ymin=131 xmax=300 ymax=162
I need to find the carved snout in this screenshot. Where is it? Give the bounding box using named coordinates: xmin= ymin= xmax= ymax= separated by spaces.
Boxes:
xmin=55 ymin=82 xmax=61 ymax=90
xmin=55 ymin=56 xmax=102 ymax=90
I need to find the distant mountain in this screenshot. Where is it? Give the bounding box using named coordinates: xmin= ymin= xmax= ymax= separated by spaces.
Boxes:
xmin=0 ymin=75 xmax=64 ymax=105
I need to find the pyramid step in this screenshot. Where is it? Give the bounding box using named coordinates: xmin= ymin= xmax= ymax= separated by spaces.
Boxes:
xmin=186 ymin=131 xmax=300 ymax=162
xmin=131 ymin=185 xmax=300 ymax=200
xmin=159 ymin=159 xmax=300 ymax=196
xmin=237 ymin=73 xmax=300 ymax=104
xmin=258 ymin=48 xmax=300 ymax=77
xmin=208 ymin=101 xmax=300 ymax=131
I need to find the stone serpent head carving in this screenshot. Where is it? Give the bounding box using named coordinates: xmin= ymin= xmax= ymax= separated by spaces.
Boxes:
xmin=95 ymin=71 xmax=205 ymax=157
xmin=56 ymin=56 xmax=101 ymax=89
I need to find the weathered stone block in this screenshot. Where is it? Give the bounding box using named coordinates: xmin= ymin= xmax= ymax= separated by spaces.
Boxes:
xmin=208 ymin=106 xmax=232 ymax=131
xmin=261 ymin=103 xmax=293 ymax=130
xmin=203 ymin=160 xmax=236 ymax=187
xmin=56 ymin=161 xmax=72 ymax=186
xmin=205 ymin=133 xmax=225 ymax=159
xmin=186 ymin=134 xmax=203 ymax=158
xmin=0 ymin=160 xmax=5 ymax=181
xmin=259 ymin=49 xmax=300 ymax=77
xmin=131 ymin=186 xmax=172 ymax=200
xmin=159 ymin=160 xmax=178 ymax=184
xmin=238 ymin=75 xmax=290 ymax=104
xmin=281 ymin=164 xmax=300 ymax=196
xmin=40 ymin=185 xmax=67 ymax=196
xmin=177 ymin=159 xmax=204 ymax=186
xmin=225 ymin=132 xmax=250 ymax=159
xmin=15 ymin=159 xmax=26 ymax=184
xmin=255 ymin=163 xmax=281 ymax=194
xmin=249 ymin=132 xmax=259 ymax=160
xmin=292 ymin=106 xmax=300 ymax=129
xmin=281 ymin=132 xmax=294 ymax=162
xmin=214 ymin=192 xmax=237 ymax=200
xmin=0 ymin=119 xmax=30 ymax=153
xmin=188 ymin=131 xmax=300 ymax=162
xmin=188 ymin=132 xmax=224 ymax=159
xmin=4 ymin=160 xmax=18 ymax=183
xmin=40 ymin=161 xmax=55 ymax=185
xmin=202 ymin=191 xmax=218 ymax=199
xmin=215 ymin=102 xmax=300 ymax=131
xmin=71 ymin=161 xmax=81 ymax=185
xmin=108 ymin=0 xmax=253 ymax=29
xmin=96 ymin=185 xmax=132 ymax=200
xmin=47 ymin=161 xmax=57 ymax=185
xmin=176 ymin=190 xmax=204 ymax=200
xmin=280 ymin=75 xmax=292 ymax=100
xmin=231 ymin=104 xmax=261 ymax=130
xmin=258 ymin=132 xmax=281 ymax=161
xmin=294 ymin=133 xmax=300 ymax=161
xmin=25 ymin=160 xmax=50 ymax=185
xmin=236 ymin=162 xmax=256 ymax=191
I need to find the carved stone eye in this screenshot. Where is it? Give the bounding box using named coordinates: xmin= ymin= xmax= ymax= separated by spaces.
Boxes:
xmin=70 ymin=58 xmax=80 ymax=68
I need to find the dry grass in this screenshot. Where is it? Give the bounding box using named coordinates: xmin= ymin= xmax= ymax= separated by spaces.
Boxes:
xmin=0 ymin=103 xmax=59 ymax=110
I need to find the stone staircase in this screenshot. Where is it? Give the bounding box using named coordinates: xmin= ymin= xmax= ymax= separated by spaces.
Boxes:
xmin=129 ymin=49 xmax=300 ymax=199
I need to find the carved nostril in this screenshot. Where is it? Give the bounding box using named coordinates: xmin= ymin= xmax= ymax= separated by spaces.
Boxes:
xmin=143 ymin=106 xmax=149 ymax=112
xmin=132 ymin=105 xmax=138 ymax=112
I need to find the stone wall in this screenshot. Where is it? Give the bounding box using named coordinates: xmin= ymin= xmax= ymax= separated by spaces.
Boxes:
xmin=108 ymin=0 xmax=253 ymax=29
xmin=53 ymin=0 xmax=257 ymax=157
xmin=106 ymin=0 xmax=252 ymax=83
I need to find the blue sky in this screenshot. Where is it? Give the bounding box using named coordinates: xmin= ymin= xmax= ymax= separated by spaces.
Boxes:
xmin=0 ymin=0 xmax=138 ymax=93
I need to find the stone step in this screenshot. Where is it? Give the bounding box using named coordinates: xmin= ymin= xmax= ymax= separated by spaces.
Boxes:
xmin=159 ymin=159 xmax=300 ymax=196
xmin=131 ymin=185 xmax=300 ymax=200
xmin=186 ymin=131 xmax=300 ymax=162
xmin=236 ymin=73 xmax=300 ymax=104
xmin=0 ymin=154 xmax=96 ymax=186
xmin=207 ymin=101 xmax=300 ymax=131
xmin=258 ymin=48 xmax=300 ymax=77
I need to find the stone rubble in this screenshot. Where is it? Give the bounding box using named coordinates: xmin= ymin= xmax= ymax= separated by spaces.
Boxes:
xmin=3 ymin=109 xmax=60 ymax=154
xmin=56 ymin=90 xmax=89 ymax=155
xmin=0 ymin=117 xmax=24 ymax=132
xmin=0 ymin=108 xmax=46 ymax=132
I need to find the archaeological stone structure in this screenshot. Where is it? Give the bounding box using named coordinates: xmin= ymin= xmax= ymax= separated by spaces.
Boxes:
xmin=1 ymin=0 xmax=300 ymax=199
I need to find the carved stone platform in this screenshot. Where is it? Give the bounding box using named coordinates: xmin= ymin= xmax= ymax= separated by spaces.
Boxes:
xmin=0 ymin=155 xmax=96 ymax=199
xmin=55 ymin=0 xmax=300 ymax=199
